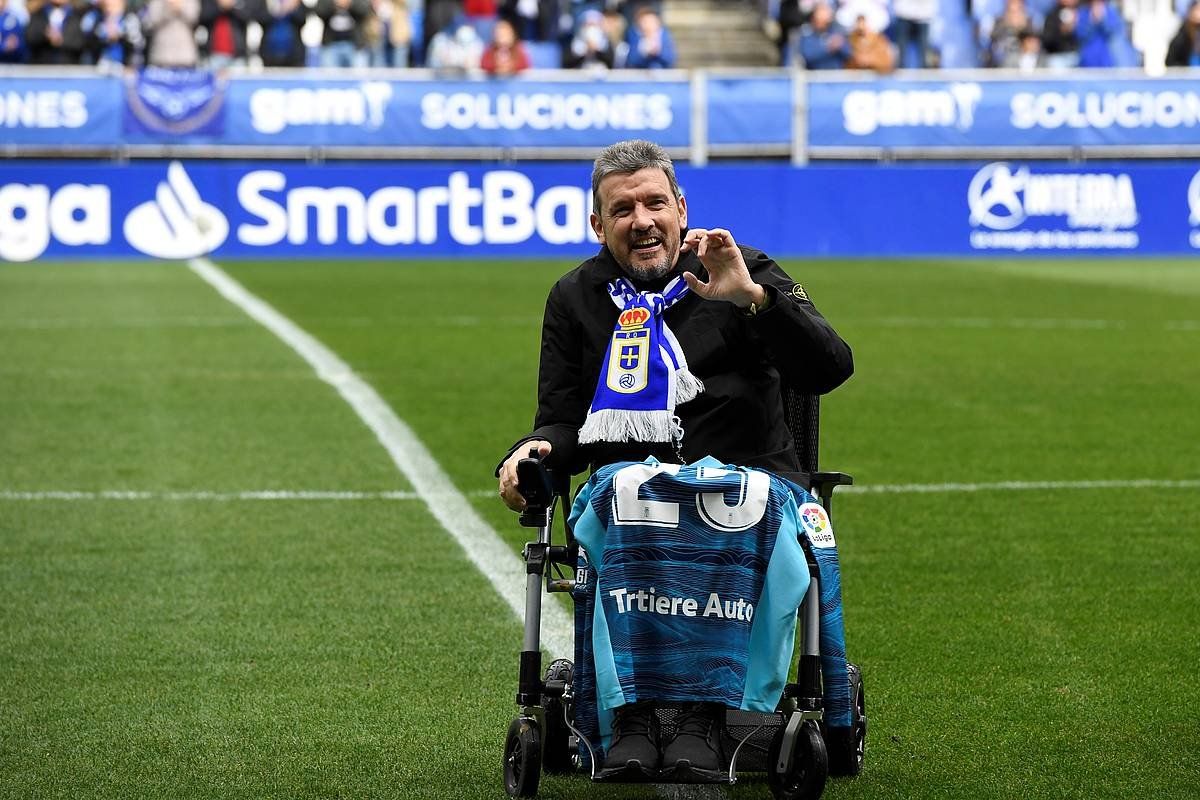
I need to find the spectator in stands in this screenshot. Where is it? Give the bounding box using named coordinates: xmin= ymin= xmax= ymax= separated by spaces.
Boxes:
xmin=0 ymin=0 xmax=28 ymax=63
xmin=846 ymin=11 xmax=895 ymax=71
xmin=143 ymin=0 xmax=201 ymax=66
xmin=564 ymin=7 xmax=614 ymax=69
xmin=1042 ymin=0 xmax=1081 ymax=68
xmin=890 ymin=0 xmax=936 ymax=67
xmin=987 ymin=0 xmax=1032 ymax=67
xmin=1016 ymin=25 xmax=1043 ymax=69
xmin=602 ymin=6 xmax=628 ymax=65
xmin=464 ymin=0 xmax=496 ymax=19
xmin=26 ymin=0 xmax=88 ymax=64
xmin=1166 ymin=0 xmax=1200 ymax=65
xmin=1075 ymin=0 xmax=1122 ymax=66
xmin=775 ymin=0 xmax=810 ymax=64
xmin=254 ymin=0 xmax=308 ymax=66
xmin=624 ymin=4 xmax=673 ymax=68
xmin=86 ymin=0 xmax=142 ymax=68
xmin=316 ymin=0 xmax=371 ymax=67
xmin=836 ymin=0 xmax=888 ymax=39
xmin=794 ymin=0 xmax=848 ymax=68
xmin=500 ymin=0 xmax=556 ymax=41
xmin=481 ymin=15 xmax=529 ymax=72
xmin=368 ymin=0 xmax=411 ymax=66
xmin=426 ymin=17 xmax=483 ymax=70
xmin=422 ymin=0 xmax=462 ymax=61
xmin=199 ymin=0 xmax=251 ymax=69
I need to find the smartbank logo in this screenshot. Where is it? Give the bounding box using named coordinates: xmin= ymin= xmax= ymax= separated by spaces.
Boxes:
xmin=0 ymin=163 xmax=597 ymax=261
xmin=967 ymin=163 xmax=1140 ymax=251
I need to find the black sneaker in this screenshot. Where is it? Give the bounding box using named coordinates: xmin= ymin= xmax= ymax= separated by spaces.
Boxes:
xmin=596 ymin=701 xmax=661 ymax=782
xmin=662 ymin=703 xmax=725 ymax=782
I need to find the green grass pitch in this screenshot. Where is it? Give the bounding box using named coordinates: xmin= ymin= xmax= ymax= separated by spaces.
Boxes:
xmin=1 ymin=257 xmax=1198 ymax=799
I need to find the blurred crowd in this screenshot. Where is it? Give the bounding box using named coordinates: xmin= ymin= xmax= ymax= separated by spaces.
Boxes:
xmin=775 ymin=0 xmax=1200 ymax=70
xmin=0 ymin=0 xmax=1196 ymax=70
xmin=0 ymin=0 xmax=678 ymax=71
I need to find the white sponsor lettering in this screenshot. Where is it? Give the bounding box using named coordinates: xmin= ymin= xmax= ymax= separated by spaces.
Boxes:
xmin=0 ymin=182 xmax=109 ymax=262
xmin=607 ymin=587 xmax=754 ymax=622
xmin=968 ymin=163 xmax=1137 ymax=241
xmin=236 ymin=169 xmax=596 ymax=247
xmin=842 ymin=83 xmax=981 ymax=135
xmin=0 ymin=90 xmax=88 ymax=129
xmin=420 ymin=91 xmax=673 ymax=131
xmin=1011 ymin=91 xmax=1200 ymax=130
xmin=1188 ymin=169 xmax=1200 ymax=226
xmin=970 ymin=229 xmax=1139 ymax=250
xmin=249 ymin=82 xmax=393 ymax=134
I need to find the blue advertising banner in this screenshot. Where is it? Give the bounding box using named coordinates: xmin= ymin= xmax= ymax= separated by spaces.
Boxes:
xmin=225 ymin=76 xmax=691 ymax=148
xmin=807 ymin=76 xmax=1200 ymax=150
xmin=3 ymin=160 xmax=1200 ymax=261
xmin=0 ymin=75 xmax=122 ymax=145
xmin=4 ymin=70 xmax=1200 ymax=153
xmin=707 ymin=76 xmax=790 ymax=147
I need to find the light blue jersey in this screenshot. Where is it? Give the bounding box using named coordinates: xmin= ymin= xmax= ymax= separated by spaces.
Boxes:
xmin=569 ymin=456 xmax=811 ymax=714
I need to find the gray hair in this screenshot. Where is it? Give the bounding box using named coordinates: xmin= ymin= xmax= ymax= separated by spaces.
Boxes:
xmin=591 ymin=140 xmax=683 ymax=216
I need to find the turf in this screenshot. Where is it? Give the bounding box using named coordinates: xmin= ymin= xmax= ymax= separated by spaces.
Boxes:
xmin=1 ymin=257 xmax=1198 ymax=799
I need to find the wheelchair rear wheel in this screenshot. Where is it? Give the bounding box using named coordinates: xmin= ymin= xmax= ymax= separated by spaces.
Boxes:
xmin=503 ymin=716 xmax=542 ymax=798
xmin=826 ymin=662 xmax=867 ymax=777
xmin=541 ymin=659 xmax=575 ymax=774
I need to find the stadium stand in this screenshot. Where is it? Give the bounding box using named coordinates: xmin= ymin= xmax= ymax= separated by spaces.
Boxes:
xmin=0 ymin=0 xmax=1193 ymax=70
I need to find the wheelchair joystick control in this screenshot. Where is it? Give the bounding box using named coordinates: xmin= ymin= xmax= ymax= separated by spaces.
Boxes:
xmin=516 ymin=448 xmax=554 ymax=528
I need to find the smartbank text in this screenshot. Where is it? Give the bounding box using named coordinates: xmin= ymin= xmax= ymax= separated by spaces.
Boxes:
xmin=237 ymin=170 xmax=598 ymax=246
xmin=0 ymin=170 xmax=599 ymax=261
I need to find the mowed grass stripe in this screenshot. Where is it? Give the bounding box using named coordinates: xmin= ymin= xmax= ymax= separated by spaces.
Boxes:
xmin=222 ymin=257 xmax=1199 ymax=799
xmin=0 ymin=260 xmax=559 ymax=800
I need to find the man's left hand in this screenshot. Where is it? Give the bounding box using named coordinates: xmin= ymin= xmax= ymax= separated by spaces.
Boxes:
xmin=680 ymin=228 xmax=765 ymax=310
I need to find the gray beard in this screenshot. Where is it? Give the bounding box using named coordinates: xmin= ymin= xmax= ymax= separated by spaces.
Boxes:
xmin=620 ymin=256 xmax=674 ymax=281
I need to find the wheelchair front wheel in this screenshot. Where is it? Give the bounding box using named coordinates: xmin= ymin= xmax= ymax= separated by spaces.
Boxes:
xmin=768 ymin=719 xmax=829 ymax=800
xmin=503 ymin=716 xmax=542 ymax=798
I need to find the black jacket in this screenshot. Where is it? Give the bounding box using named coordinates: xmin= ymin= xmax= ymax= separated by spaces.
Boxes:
xmin=500 ymin=244 xmax=853 ymax=478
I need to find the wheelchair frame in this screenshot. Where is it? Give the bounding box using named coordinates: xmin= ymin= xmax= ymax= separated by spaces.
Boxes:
xmin=502 ymin=390 xmax=866 ymax=799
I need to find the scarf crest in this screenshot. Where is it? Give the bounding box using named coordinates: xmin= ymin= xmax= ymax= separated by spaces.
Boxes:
xmin=578 ymin=275 xmax=704 ymax=446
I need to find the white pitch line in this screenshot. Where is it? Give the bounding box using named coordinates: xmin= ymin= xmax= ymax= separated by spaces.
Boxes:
xmin=0 ymin=490 xmax=423 ymax=501
xmin=5 ymin=479 xmax=1198 ymax=504
xmin=187 ymin=257 xmax=574 ymax=659
xmin=838 ymin=478 xmax=1200 ymax=495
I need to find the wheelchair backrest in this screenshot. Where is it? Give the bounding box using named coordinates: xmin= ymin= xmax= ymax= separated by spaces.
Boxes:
xmin=782 ymin=387 xmax=820 ymax=474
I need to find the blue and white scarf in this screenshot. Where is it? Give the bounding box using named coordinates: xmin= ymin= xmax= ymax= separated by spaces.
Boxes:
xmin=578 ymin=276 xmax=704 ymax=447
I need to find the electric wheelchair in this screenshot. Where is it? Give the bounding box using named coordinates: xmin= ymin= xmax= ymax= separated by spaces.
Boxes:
xmin=501 ymin=388 xmax=867 ymax=799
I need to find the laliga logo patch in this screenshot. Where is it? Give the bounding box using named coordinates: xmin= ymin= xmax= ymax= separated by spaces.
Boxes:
xmin=124 ymin=162 xmax=228 ymax=259
xmin=798 ymin=502 xmax=835 ymax=549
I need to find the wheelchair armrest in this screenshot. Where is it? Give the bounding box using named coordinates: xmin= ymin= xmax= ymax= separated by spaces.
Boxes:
xmin=811 ymin=471 xmax=853 ymax=515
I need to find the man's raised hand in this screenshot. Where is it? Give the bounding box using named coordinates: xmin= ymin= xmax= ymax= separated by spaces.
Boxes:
xmin=680 ymin=228 xmax=765 ymax=310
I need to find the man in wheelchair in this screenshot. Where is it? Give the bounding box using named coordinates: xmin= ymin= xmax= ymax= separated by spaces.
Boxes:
xmin=496 ymin=139 xmax=854 ymax=783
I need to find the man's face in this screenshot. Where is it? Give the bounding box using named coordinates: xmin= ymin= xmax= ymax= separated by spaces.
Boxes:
xmin=590 ymin=167 xmax=687 ymax=280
